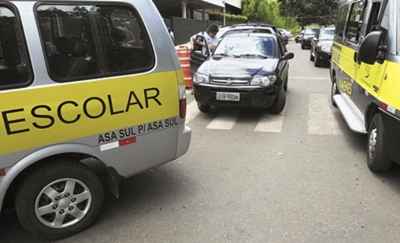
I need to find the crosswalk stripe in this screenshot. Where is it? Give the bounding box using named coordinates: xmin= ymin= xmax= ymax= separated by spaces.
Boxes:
xmin=308 ymin=93 xmax=342 ymax=135
xmin=186 ymin=101 xmax=200 ymax=124
xmin=254 ymin=110 xmax=285 ymax=133
xmin=206 ymin=112 xmax=239 ymax=130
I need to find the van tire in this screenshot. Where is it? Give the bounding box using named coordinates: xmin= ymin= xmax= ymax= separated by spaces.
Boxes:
xmin=367 ymin=113 xmax=392 ymax=172
xmin=331 ymin=81 xmax=338 ymax=108
xmin=15 ymin=161 xmax=104 ymax=240
xmin=270 ymin=85 xmax=286 ymax=114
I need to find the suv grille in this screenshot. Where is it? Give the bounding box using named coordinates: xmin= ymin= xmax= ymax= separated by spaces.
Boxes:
xmin=210 ymin=76 xmax=251 ymax=86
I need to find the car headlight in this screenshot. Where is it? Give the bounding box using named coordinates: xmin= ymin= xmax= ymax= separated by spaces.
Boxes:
xmin=193 ymin=72 xmax=209 ymax=84
xmin=250 ymin=75 xmax=277 ymax=87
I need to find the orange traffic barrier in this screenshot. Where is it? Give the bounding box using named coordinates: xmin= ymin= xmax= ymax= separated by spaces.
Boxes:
xmin=176 ymin=46 xmax=192 ymax=89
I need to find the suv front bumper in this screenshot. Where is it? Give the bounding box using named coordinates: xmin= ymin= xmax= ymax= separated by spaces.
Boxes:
xmin=193 ymin=83 xmax=278 ymax=109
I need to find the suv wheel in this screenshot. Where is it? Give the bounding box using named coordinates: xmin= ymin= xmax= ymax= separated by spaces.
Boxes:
xmin=15 ymin=161 xmax=104 ymax=240
xmin=314 ymin=55 xmax=321 ymax=67
xmin=367 ymin=113 xmax=392 ymax=172
xmin=270 ymin=85 xmax=286 ymax=114
xmin=198 ymin=103 xmax=211 ymax=113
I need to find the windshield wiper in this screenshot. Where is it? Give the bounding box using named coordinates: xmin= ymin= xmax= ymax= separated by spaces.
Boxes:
xmin=234 ymin=54 xmax=268 ymax=59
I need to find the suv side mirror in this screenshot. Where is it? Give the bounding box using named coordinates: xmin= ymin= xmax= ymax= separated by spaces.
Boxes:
xmin=281 ymin=52 xmax=295 ymax=61
xmin=358 ymin=30 xmax=386 ymax=65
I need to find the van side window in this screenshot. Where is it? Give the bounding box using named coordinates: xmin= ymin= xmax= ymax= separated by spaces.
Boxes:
xmin=366 ymin=2 xmax=381 ymax=34
xmin=37 ymin=4 xmax=155 ymax=82
xmin=336 ymin=5 xmax=349 ymax=39
xmin=0 ymin=6 xmax=32 ymax=89
xmin=345 ymin=1 xmax=365 ymax=43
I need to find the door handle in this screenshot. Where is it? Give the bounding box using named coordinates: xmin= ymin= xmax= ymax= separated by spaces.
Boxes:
xmin=373 ymin=85 xmax=379 ymax=92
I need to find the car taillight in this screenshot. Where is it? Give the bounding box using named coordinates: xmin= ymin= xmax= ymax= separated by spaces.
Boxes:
xmin=179 ymin=85 xmax=187 ymax=119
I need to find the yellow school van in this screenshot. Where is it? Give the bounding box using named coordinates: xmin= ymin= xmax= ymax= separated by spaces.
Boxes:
xmin=330 ymin=0 xmax=400 ymax=172
xmin=0 ymin=0 xmax=191 ymax=239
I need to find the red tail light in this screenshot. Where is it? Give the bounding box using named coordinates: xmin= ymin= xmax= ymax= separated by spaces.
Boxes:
xmin=179 ymin=98 xmax=187 ymax=119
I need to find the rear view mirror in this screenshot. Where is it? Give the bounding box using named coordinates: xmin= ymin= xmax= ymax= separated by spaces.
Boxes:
xmin=281 ymin=52 xmax=294 ymax=61
xmin=358 ymin=30 xmax=386 ymax=65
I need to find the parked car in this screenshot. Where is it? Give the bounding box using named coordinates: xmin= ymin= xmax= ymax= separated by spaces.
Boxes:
xmin=0 ymin=0 xmax=191 ymax=240
xmin=192 ymin=23 xmax=288 ymax=72
xmin=301 ymin=28 xmax=319 ymax=49
xmin=310 ymin=27 xmax=335 ymax=67
xmin=193 ymin=33 xmax=294 ymax=114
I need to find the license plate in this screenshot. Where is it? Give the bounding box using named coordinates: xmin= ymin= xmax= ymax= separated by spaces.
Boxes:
xmin=216 ymin=92 xmax=240 ymax=102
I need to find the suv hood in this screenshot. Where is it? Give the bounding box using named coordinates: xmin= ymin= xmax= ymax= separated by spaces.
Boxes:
xmin=197 ymin=57 xmax=278 ymax=77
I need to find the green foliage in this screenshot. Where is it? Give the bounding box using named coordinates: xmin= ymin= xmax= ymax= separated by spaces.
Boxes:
xmin=209 ymin=11 xmax=248 ymax=25
xmin=278 ymin=0 xmax=339 ymax=26
xmin=242 ymin=0 xmax=300 ymax=32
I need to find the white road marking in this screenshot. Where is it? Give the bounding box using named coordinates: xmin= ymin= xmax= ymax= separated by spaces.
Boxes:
xmin=308 ymin=93 xmax=342 ymax=135
xmin=254 ymin=110 xmax=286 ymax=133
xmin=186 ymin=101 xmax=200 ymax=124
xmin=206 ymin=113 xmax=239 ymax=130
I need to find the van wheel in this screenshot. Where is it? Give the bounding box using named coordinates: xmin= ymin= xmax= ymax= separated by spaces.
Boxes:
xmin=367 ymin=113 xmax=392 ymax=172
xmin=331 ymin=81 xmax=338 ymax=108
xmin=270 ymin=85 xmax=286 ymax=114
xmin=15 ymin=161 xmax=104 ymax=240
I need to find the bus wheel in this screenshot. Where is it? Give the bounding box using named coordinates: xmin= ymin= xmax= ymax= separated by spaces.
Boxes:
xmin=15 ymin=161 xmax=104 ymax=240
xmin=367 ymin=113 xmax=392 ymax=172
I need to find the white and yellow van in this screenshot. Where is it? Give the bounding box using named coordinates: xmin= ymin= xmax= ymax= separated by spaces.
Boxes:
xmin=331 ymin=0 xmax=400 ymax=172
xmin=0 ymin=0 xmax=191 ymax=239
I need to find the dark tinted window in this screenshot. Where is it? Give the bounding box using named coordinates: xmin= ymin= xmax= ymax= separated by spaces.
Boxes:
xmin=335 ymin=4 xmax=349 ymax=39
xmin=37 ymin=4 xmax=154 ymax=82
xmin=345 ymin=1 xmax=365 ymax=43
xmin=0 ymin=6 xmax=32 ymax=89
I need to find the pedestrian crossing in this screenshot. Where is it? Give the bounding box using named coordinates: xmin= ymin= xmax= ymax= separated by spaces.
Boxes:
xmin=185 ymin=93 xmax=345 ymax=136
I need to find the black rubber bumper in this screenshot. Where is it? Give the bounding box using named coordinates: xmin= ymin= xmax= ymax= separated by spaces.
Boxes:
xmin=193 ymin=84 xmax=278 ymax=109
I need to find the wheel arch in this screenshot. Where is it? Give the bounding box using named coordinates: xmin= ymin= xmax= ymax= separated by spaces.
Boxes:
xmin=0 ymin=144 xmax=111 ymax=213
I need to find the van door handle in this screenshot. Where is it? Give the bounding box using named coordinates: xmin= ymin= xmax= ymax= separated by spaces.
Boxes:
xmin=373 ymin=85 xmax=379 ymax=92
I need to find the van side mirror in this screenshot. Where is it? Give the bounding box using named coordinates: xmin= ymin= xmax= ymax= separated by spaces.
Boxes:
xmin=358 ymin=30 xmax=386 ymax=65
xmin=281 ymin=52 xmax=294 ymax=61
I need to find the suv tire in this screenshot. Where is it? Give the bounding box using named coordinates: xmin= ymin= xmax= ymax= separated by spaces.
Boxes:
xmin=270 ymin=85 xmax=286 ymax=114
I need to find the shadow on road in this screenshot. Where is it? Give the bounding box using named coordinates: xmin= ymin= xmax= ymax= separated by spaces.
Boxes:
xmin=0 ymin=165 xmax=194 ymax=243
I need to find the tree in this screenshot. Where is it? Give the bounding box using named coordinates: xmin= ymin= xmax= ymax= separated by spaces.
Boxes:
xmin=278 ymin=0 xmax=339 ymax=27
xmin=242 ymin=0 xmax=300 ymax=32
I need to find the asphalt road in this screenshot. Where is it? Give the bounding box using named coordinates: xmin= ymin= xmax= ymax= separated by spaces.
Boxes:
xmin=3 ymin=43 xmax=400 ymax=243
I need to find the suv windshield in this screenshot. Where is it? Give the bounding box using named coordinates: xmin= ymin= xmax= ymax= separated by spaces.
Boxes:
xmin=214 ymin=35 xmax=278 ymax=58
xmin=319 ymin=28 xmax=335 ymax=40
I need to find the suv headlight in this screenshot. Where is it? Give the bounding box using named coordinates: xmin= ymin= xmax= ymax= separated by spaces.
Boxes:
xmin=193 ymin=72 xmax=210 ymax=84
xmin=251 ymin=75 xmax=277 ymax=87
